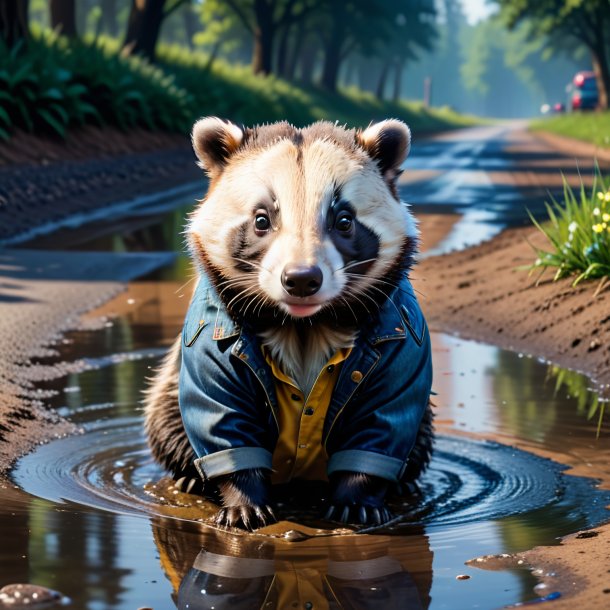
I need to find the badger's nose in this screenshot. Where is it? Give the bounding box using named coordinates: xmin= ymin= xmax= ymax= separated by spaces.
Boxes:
xmin=281 ymin=264 xmax=323 ymax=297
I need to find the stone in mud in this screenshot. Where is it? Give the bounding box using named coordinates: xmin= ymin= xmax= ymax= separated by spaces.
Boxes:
xmin=0 ymin=583 xmax=67 ymax=607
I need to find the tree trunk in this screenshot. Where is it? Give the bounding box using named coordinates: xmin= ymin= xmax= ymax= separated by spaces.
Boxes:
xmin=0 ymin=0 xmax=29 ymax=49
xmin=123 ymin=0 xmax=166 ymax=62
xmin=276 ymin=22 xmax=292 ymax=77
xmin=591 ymin=44 xmax=610 ymax=110
xmin=321 ymin=4 xmax=346 ymax=92
xmin=392 ymin=58 xmax=405 ymax=102
xmin=285 ymin=25 xmax=304 ymax=81
xmin=298 ymin=38 xmax=317 ymax=84
xmin=252 ymin=0 xmax=274 ymax=74
xmin=101 ymin=0 xmax=118 ymax=36
xmin=50 ymin=0 xmax=77 ymax=37
xmin=375 ymin=60 xmax=391 ymax=101
xmin=182 ymin=3 xmax=196 ymax=50
xmin=204 ymin=40 xmax=221 ymax=71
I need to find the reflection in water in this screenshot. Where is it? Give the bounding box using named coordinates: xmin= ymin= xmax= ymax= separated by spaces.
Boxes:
xmin=548 ymin=364 xmax=607 ymax=434
xmin=152 ymin=520 xmax=432 ymax=610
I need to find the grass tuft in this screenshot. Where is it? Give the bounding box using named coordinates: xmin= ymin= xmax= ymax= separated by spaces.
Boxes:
xmin=528 ymin=172 xmax=610 ymax=287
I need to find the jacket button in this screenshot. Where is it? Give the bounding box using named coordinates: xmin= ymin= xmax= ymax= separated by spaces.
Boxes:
xmin=351 ymin=370 xmax=363 ymax=383
xmin=327 ymin=364 xmax=335 ymax=373
xmin=304 ymin=407 xmax=314 ymax=416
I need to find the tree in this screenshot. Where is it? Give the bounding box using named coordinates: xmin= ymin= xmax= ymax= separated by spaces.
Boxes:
xmin=215 ymin=0 xmax=317 ymax=75
xmin=50 ymin=0 xmax=77 ymax=36
xmin=123 ymin=0 xmax=189 ymax=62
xmin=193 ymin=1 xmax=248 ymax=70
xmin=496 ymin=0 xmax=610 ymax=109
xmin=101 ymin=0 xmax=118 ymax=36
xmin=0 ymin=0 xmax=29 ymax=49
xmin=318 ymin=0 xmax=437 ymax=94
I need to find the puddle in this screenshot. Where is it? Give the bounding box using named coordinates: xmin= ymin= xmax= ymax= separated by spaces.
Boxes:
xmin=3 ymin=194 xmax=609 ymax=609
xmin=3 ymin=310 xmax=609 ymax=609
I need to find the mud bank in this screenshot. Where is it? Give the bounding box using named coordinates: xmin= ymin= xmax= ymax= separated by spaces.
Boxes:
xmin=415 ymin=227 xmax=610 ymax=388
xmin=0 ymin=127 xmax=199 ymax=243
xmin=415 ymin=226 xmax=610 ymax=610
xmin=0 ymin=249 xmax=174 ymax=474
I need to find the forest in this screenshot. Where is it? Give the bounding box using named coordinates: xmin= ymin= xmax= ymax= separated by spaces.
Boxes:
xmin=0 ymin=0 xmax=607 ymax=142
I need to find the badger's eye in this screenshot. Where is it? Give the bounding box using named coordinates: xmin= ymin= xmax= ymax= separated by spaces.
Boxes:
xmin=335 ymin=211 xmax=354 ymax=234
xmin=254 ymin=211 xmax=271 ymax=235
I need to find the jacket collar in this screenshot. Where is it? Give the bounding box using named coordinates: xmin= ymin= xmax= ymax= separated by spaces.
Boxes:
xmin=367 ymin=276 xmax=420 ymax=345
xmin=197 ymin=274 xmax=421 ymax=346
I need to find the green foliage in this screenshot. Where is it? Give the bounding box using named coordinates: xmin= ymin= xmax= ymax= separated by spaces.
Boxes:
xmin=157 ymin=42 xmax=478 ymax=129
xmin=0 ymin=30 xmax=474 ymax=143
xmin=530 ymin=113 xmax=610 ymax=149
xmin=0 ymin=31 xmax=192 ymax=139
xmin=528 ymin=173 xmax=610 ymax=285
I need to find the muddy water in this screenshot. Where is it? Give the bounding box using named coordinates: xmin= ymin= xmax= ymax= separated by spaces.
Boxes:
xmin=3 ymin=207 xmax=609 ymax=610
xmin=2 ymin=292 xmax=608 ymax=609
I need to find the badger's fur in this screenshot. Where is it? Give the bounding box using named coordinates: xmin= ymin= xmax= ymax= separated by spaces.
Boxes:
xmin=144 ymin=117 xmax=434 ymax=530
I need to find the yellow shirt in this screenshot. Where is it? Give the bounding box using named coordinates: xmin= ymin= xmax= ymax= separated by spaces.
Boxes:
xmin=264 ymin=348 xmax=352 ymax=484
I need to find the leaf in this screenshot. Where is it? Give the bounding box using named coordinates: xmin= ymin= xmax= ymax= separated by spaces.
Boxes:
xmin=42 ymin=87 xmax=64 ymax=101
xmin=0 ymin=106 xmax=10 ymax=126
xmin=49 ymin=103 xmax=70 ymax=124
xmin=38 ymin=107 xmax=66 ymax=138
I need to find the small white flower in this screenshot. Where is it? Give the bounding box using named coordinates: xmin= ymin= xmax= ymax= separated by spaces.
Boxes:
xmin=568 ymin=221 xmax=578 ymax=233
xmin=593 ymin=207 xmax=600 ymax=216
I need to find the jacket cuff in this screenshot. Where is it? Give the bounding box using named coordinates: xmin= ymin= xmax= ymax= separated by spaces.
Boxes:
xmin=194 ymin=447 xmax=273 ymax=480
xmin=327 ymin=450 xmax=406 ymax=482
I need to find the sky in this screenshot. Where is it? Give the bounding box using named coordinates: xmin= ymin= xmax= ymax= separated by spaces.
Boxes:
xmin=460 ymin=0 xmax=497 ymax=24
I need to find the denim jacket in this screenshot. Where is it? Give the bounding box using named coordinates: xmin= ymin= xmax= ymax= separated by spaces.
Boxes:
xmin=179 ymin=275 xmax=433 ymax=484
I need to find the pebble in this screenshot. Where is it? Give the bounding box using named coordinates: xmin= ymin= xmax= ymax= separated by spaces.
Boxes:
xmin=456 ymin=574 xmax=470 ymax=580
xmin=0 ymin=583 xmax=67 ymax=607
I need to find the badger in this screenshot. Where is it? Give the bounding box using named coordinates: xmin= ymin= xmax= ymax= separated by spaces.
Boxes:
xmin=144 ymin=117 xmax=434 ymax=531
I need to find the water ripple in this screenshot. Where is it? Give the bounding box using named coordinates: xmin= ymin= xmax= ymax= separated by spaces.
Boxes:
xmin=12 ymin=413 xmax=610 ymax=536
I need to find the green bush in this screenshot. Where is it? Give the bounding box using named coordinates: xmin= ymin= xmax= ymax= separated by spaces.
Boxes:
xmin=528 ymin=173 xmax=610 ymax=286
xmin=0 ymin=33 xmax=476 ymax=141
xmin=0 ymin=32 xmax=192 ymax=139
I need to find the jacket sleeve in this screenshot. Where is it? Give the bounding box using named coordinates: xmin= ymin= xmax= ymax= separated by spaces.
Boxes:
xmin=326 ymin=323 xmax=433 ymax=482
xmin=179 ymin=331 xmax=276 ymax=481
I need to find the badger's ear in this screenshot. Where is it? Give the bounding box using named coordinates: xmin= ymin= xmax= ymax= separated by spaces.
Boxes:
xmin=357 ymin=119 xmax=411 ymax=183
xmin=191 ymin=117 xmax=246 ymax=176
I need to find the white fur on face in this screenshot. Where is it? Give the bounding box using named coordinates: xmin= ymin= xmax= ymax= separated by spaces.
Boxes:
xmin=188 ymin=132 xmax=416 ymax=316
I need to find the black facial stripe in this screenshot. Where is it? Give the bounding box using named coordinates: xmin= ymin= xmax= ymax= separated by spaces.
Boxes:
xmin=332 ymin=218 xmax=380 ymax=275
xmin=231 ymin=221 xmax=267 ymax=272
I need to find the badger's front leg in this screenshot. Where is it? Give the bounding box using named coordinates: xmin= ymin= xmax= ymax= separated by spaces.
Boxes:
xmin=213 ymin=468 xmax=277 ymax=531
xmin=325 ymin=472 xmax=393 ymax=525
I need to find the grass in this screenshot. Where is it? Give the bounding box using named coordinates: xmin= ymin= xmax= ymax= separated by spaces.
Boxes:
xmin=528 ymin=172 xmax=610 ymax=290
xmin=0 ymin=31 xmax=477 ymax=142
xmin=530 ymin=112 xmax=610 ymax=149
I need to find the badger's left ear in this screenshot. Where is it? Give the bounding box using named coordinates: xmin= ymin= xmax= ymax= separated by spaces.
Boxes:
xmin=357 ymin=119 xmax=411 ymax=184
xmin=191 ymin=117 xmax=246 ymax=178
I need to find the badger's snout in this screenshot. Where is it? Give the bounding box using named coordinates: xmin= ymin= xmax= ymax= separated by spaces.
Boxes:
xmin=281 ymin=264 xmax=323 ymax=297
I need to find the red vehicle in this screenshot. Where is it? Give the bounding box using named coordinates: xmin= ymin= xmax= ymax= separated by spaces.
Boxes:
xmin=571 ymin=71 xmax=598 ymax=111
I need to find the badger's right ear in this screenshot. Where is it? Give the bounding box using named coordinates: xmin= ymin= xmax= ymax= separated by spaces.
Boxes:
xmin=191 ymin=117 xmax=246 ymax=177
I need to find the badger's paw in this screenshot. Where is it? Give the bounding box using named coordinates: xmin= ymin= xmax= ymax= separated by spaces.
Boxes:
xmin=324 ymin=504 xmax=393 ymax=526
xmin=214 ymin=504 xmax=277 ymax=531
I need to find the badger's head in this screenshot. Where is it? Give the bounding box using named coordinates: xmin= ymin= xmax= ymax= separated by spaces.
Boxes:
xmin=188 ymin=117 xmax=417 ymax=323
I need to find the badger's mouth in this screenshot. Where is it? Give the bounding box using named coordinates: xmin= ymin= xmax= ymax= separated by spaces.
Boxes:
xmin=282 ymin=300 xmax=324 ymax=318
